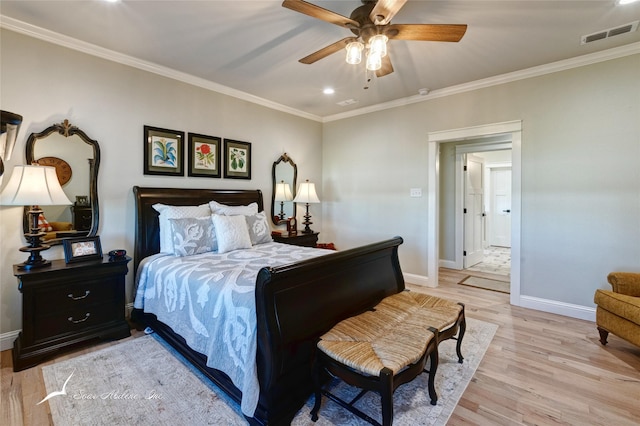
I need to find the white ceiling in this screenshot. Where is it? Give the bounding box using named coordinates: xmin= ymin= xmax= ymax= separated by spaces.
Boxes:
xmin=1 ymin=1 xmax=639 ymax=119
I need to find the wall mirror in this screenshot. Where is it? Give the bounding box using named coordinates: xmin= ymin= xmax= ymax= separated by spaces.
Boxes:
xmin=271 ymin=153 xmax=297 ymax=225
xmin=25 ymin=119 xmax=100 ymax=245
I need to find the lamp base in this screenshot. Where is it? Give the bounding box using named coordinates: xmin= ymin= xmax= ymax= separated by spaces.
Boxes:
xmin=17 ymin=228 xmax=51 ymax=270
xmin=301 ymin=204 xmax=314 ymax=234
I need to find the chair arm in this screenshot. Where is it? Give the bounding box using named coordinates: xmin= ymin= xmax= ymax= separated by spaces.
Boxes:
xmin=607 ymin=272 xmax=640 ymax=297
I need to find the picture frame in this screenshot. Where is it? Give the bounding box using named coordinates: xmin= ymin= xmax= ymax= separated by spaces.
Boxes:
xmin=223 ymin=139 xmax=252 ymax=179
xmin=75 ymin=195 xmax=89 ymax=206
xmin=188 ymin=133 xmax=221 ymax=178
xmin=63 ymin=236 xmax=103 ymax=264
xmin=286 ymin=216 xmax=298 ymax=236
xmin=143 ymin=125 xmax=185 ymax=176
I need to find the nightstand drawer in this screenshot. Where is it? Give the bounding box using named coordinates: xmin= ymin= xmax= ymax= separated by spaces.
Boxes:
xmin=33 ymin=280 xmax=119 ymax=315
xmin=33 ymin=302 xmax=122 ymax=342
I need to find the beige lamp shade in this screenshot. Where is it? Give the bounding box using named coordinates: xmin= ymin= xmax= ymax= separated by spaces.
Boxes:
xmin=293 ymin=180 xmax=320 ymax=204
xmin=0 ymin=165 xmax=72 ymax=206
xmin=274 ymin=181 xmax=293 ymax=202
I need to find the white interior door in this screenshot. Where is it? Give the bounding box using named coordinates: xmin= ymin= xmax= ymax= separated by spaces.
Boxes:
xmin=490 ymin=167 xmax=512 ymax=247
xmin=464 ymin=154 xmax=485 ymax=268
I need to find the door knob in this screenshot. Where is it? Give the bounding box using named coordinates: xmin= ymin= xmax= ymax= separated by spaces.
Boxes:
xmin=503 ymin=209 xmax=511 ymax=213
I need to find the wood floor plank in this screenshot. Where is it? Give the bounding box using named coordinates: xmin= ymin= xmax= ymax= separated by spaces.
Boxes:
xmin=1 ymin=271 xmax=639 ymax=425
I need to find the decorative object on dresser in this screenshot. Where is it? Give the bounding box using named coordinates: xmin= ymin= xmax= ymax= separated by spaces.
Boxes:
xmin=63 ymin=235 xmax=103 ymax=263
xmin=223 ymin=139 xmax=252 ymax=179
xmin=25 ymin=119 xmax=101 ymax=244
xmin=273 ymin=180 xmax=293 ymax=220
xmin=293 ymin=179 xmax=320 ymax=234
xmin=271 ymin=152 xmax=297 ymax=225
xmin=0 ymin=164 xmax=72 ymax=270
xmin=0 ymin=110 xmax=22 ymax=177
xmin=286 ymin=215 xmax=297 ymax=236
xmin=143 ymin=125 xmax=184 ymax=176
xmin=12 ymin=255 xmax=131 ymax=371
xmin=272 ymin=230 xmax=319 ymax=248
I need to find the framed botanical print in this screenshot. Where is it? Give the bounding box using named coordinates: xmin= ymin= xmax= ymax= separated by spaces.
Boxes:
xmin=224 ymin=139 xmax=251 ymax=179
xmin=188 ymin=133 xmax=221 ymax=178
xmin=143 ymin=125 xmax=184 ymax=176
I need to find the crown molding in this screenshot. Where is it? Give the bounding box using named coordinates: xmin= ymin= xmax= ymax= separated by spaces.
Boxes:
xmin=0 ymin=15 xmax=323 ymax=123
xmin=2 ymin=15 xmax=638 ymax=124
xmin=324 ymin=41 xmax=640 ymax=122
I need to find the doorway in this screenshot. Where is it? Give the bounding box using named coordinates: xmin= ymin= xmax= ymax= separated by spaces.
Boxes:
xmin=427 ymin=121 xmax=522 ymax=306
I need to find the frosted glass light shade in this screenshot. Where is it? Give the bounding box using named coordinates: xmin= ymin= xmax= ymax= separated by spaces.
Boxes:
xmin=366 ymin=51 xmax=382 ymax=71
xmin=369 ymin=34 xmax=388 ymax=58
xmin=0 ymin=165 xmax=72 ymax=206
xmin=346 ymin=41 xmax=364 ymax=65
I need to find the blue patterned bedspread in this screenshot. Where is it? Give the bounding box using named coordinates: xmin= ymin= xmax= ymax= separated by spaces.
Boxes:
xmin=133 ymin=242 xmax=330 ymax=417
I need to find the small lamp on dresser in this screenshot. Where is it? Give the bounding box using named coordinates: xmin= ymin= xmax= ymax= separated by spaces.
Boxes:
xmin=293 ymin=179 xmax=320 ymax=234
xmin=274 ymin=180 xmax=293 ymax=220
xmin=0 ymin=164 xmax=72 ymax=270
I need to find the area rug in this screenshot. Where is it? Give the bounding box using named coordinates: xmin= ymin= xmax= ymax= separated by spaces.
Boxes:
xmin=42 ymin=318 xmax=497 ymax=425
xmin=459 ymin=275 xmax=510 ymax=294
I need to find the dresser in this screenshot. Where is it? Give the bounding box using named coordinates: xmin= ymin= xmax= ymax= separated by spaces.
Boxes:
xmin=12 ymin=255 xmax=131 ymax=371
xmin=272 ymin=231 xmax=319 ymax=248
xmin=71 ymin=205 xmax=93 ymax=231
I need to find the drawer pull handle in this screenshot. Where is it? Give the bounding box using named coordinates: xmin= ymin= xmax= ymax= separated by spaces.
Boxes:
xmin=68 ymin=313 xmax=90 ymax=323
xmin=68 ymin=290 xmax=91 ymax=300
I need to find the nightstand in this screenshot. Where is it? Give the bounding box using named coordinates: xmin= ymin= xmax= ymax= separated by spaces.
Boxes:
xmin=12 ymin=255 xmax=131 ymax=371
xmin=272 ymin=232 xmax=319 ymax=248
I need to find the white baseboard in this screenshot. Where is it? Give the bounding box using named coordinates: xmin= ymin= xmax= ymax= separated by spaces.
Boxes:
xmin=0 ymin=330 xmax=20 ymax=352
xmin=439 ymin=259 xmax=457 ymax=269
xmin=403 ymin=272 xmax=436 ymax=288
xmin=519 ymin=295 xmax=596 ymax=322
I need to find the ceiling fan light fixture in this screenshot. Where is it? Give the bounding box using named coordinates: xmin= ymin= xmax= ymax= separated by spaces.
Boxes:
xmin=366 ymin=51 xmax=382 ymax=71
xmin=368 ymin=34 xmax=388 ymax=58
xmin=345 ymin=41 xmax=364 ymax=65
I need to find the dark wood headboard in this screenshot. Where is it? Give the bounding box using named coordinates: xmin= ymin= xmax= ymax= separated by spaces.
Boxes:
xmin=132 ymin=186 xmax=264 ymax=275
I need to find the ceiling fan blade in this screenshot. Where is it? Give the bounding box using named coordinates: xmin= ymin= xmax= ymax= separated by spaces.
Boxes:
xmin=370 ymin=0 xmax=408 ymax=25
xmin=376 ymin=54 xmax=394 ymax=77
xmin=299 ymin=37 xmax=357 ymax=64
xmin=386 ymin=24 xmax=468 ymax=42
xmin=282 ymin=0 xmax=359 ymax=29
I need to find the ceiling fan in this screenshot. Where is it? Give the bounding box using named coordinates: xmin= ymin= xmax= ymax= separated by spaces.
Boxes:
xmin=282 ymin=0 xmax=467 ymax=77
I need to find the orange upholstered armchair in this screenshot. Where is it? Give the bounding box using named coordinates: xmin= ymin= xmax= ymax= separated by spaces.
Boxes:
xmin=594 ymin=272 xmax=640 ymax=347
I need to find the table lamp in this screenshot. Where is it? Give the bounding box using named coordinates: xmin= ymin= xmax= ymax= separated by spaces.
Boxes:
xmin=0 ymin=164 xmax=72 ymax=269
xmin=293 ymin=179 xmax=320 ymax=234
xmin=274 ymin=180 xmax=293 ymax=220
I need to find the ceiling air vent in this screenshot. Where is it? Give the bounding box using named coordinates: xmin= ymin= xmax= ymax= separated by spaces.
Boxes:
xmin=581 ymin=20 xmax=639 ymax=45
xmin=337 ymin=99 xmax=358 ymax=107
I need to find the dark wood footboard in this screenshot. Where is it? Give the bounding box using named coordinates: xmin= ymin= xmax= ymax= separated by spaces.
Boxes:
xmin=254 ymin=236 xmax=405 ymax=424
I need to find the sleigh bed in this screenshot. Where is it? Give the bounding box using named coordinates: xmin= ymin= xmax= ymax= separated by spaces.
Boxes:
xmin=131 ymin=186 xmax=405 ymax=425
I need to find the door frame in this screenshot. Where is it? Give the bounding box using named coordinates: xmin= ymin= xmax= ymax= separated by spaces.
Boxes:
xmin=427 ymin=120 xmax=522 ymax=306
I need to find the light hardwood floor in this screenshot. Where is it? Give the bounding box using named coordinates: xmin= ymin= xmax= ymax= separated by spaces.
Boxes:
xmin=2 ymin=268 xmax=639 ymax=425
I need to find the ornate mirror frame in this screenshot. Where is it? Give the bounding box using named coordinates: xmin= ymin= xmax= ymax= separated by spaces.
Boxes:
xmin=271 ymin=153 xmax=297 ymax=225
xmin=24 ymin=119 xmax=100 ymax=244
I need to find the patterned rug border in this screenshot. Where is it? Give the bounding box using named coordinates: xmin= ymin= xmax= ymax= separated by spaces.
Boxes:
xmin=42 ymin=318 xmax=498 ymax=425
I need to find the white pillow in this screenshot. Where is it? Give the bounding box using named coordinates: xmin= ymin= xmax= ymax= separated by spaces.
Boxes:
xmin=209 ymin=200 xmax=258 ymax=216
xmin=153 ymin=203 xmax=212 ymax=253
xmin=245 ymin=212 xmax=273 ymax=245
xmin=212 ymin=214 xmax=252 ymax=254
xmin=169 ymin=217 xmax=217 ymax=256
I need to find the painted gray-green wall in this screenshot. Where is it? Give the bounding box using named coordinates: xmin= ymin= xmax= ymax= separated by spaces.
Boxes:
xmin=0 ymin=30 xmax=323 ymax=336
xmin=323 ymin=53 xmax=640 ymax=308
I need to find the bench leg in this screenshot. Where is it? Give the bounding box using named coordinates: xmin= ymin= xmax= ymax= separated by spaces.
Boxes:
xmin=380 ymin=368 xmax=394 ymax=426
xmin=455 ymin=304 xmax=466 ymax=364
xmin=310 ymin=358 xmax=322 ymax=421
xmin=427 ymin=344 xmax=439 ymax=405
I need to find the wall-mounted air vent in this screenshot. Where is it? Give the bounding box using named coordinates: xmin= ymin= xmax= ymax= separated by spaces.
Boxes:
xmin=581 ymin=20 xmax=639 ymax=45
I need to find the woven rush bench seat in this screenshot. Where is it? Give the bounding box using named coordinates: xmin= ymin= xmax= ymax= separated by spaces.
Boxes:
xmin=311 ymin=291 xmax=444 ymax=426
xmin=377 ymin=291 xmax=466 ymax=363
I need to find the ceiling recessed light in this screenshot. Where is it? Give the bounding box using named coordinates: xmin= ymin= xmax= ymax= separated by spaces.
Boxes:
xmin=323 ymin=88 xmax=335 ymax=95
